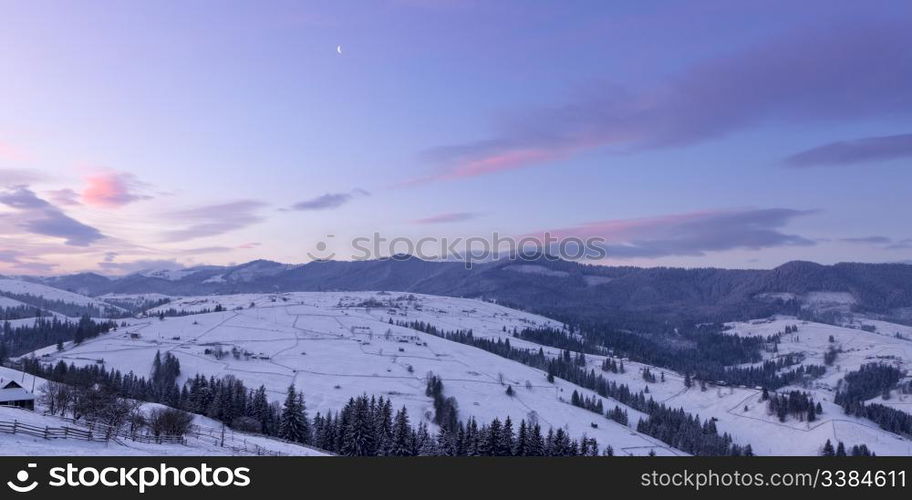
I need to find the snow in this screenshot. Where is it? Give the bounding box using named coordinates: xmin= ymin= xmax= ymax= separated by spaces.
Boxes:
xmin=724 ymin=316 xmax=912 ymax=391
xmin=753 ymin=291 xmax=857 ymax=313
xmin=0 ymin=296 xmax=28 ymax=309
xmin=0 ymin=366 xmax=325 ymax=456
xmin=804 ymin=292 xmax=857 ymax=306
xmin=582 ymin=275 xmax=613 ymax=286
xmin=710 ymin=316 xmax=912 ymax=454
xmin=1 ymin=314 xmax=69 ymax=329
xmin=842 ymin=318 xmax=912 ymax=341
xmin=10 ymin=283 xmax=912 ymax=456
xmin=0 ymin=278 xmax=123 ymax=313
xmin=0 ymin=405 xmax=326 ymax=456
xmin=753 ymin=292 xmax=798 ymax=302
xmin=101 ymin=293 xmax=174 ymax=303
xmin=502 ymin=264 xmax=570 ymax=278
xmin=0 ymin=387 xmax=34 ymax=403
xmin=138 ymin=269 xmax=201 ymax=281
xmin=33 ymin=292 xmax=680 ymax=456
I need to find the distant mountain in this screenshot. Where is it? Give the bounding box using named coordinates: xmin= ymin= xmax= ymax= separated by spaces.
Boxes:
xmin=23 ymin=258 xmax=912 ymax=329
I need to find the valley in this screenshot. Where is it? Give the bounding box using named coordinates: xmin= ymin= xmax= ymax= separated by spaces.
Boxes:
xmin=2 ymin=271 xmax=911 ymax=456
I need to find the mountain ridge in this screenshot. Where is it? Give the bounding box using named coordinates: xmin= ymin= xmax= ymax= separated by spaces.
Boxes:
xmin=9 ymin=258 xmax=911 ymax=328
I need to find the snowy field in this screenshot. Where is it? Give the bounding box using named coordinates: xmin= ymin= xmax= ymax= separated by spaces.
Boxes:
xmin=478 ymin=314 xmax=912 ymax=456
xmin=26 ymin=292 xmax=681 ymax=456
xmin=709 ymin=316 xmax=912 ymax=455
xmin=9 ymin=289 xmax=912 ymax=456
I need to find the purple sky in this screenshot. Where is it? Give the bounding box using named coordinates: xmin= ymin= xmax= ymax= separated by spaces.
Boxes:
xmin=0 ymin=0 xmax=910 ymax=274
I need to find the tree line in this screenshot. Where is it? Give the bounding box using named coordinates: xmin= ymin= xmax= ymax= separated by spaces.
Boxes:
xmin=21 ymin=352 xmax=609 ymax=456
xmin=762 ymin=389 xmax=821 ymax=422
xmin=834 ymin=363 xmax=903 ymax=409
xmin=0 ymin=316 xmax=115 ymax=359
xmin=0 ymin=305 xmax=45 ymax=321
xmin=0 ymin=291 xmax=126 ymax=318
xmin=821 ymin=439 xmax=874 ymax=456
xmin=510 ymin=324 xmax=823 ymax=390
xmin=310 ymin=392 xmax=603 ymax=456
xmin=834 ymin=363 xmax=911 ymax=439
xmin=395 ymin=319 xmax=751 ymax=455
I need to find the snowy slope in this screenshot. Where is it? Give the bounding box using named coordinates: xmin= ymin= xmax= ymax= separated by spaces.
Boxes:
xmin=472 ymin=315 xmax=912 ymax=456
xmin=15 ymin=290 xmax=912 ymax=456
xmin=710 ymin=316 xmax=912 ymax=454
xmin=101 ymin=293 xmax=174 ymax=303
xmin=0 ymin=405 xmax=326 ymax=456
xmin=0 ymin=278 xmax=124 ymax=314
xmin=724 ymin=316 xmax=912 ymax=390
xmin=31 ymin=292 xmax=682 ymax=456
xmin=0 ymin=367 xmax=325 ymax=456
xmin=100 ymin=293 xmax=174 ymax=312
xmin=138 ymin=269 xmax=202 ymax=281
xmin=0 ymin=296 xmax=28 ymax=309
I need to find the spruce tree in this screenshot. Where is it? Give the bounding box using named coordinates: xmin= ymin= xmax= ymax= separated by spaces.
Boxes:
xmin=376 ymin=398 xmax=393 ymax=455
xmin=497 ymin=417 xmax=515 ymax=456
xmin=528 ymin=424 xmax=545 ymax=456
xmin=515 ymin=420 xmax=529 ymax=456
xmin=416 ymin=423 xmax=438 ymax=455
xmin=297 ymin=393 xmax=311 ymax=444
xmin=342 ymin=396 xmax=377 ymax=456
xmin=279 ymin=385 xmax=307 ymax=443
xmin=390 ymin=406 xmax=413 ymax=456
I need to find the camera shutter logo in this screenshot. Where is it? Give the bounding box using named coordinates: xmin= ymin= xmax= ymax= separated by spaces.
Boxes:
xmin=7 ymin=463 xmax=39 ymax=493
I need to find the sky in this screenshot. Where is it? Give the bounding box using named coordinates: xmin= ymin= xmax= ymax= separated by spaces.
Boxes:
xmin=0 ymin=0 xmax=910 ymax=275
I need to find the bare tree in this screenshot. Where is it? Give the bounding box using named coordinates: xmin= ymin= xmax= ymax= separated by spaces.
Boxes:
xmin=39 ymin=382 xmax=62 ymax=415
xmin=98 ymin=398 xmax=143 ymax=440
xmin=39 ymin=382 xmax=75 ymax=417
xmin=149 ymin=407 xmax=194 ymax=439
xmin=126 ymin=408 xmax=147 ymax=440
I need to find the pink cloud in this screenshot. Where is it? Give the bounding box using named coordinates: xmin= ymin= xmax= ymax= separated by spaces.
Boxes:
xmin=531 ymin=210 xmax=720 ymax=241
xmin=81 ymin=172 xmax=150 ymax=208
xmin=410 ymin=20 xmax=912 ymax=184
xmin=444 ymin=149 xmax=567 ymax=179
xmin=520 ymin=208 xmax=816 ymax=259
xmin=398 ymin=147 xmax=573 ymax=186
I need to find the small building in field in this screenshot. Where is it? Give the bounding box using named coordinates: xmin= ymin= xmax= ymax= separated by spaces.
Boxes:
xmin=0 ymin=380 xmax=35 ymax=411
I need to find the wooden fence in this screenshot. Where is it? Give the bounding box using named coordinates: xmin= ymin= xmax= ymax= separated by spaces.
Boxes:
xmin=0 ymin=419 xmax=100 ymax=441
xmin=0 ymin=408 xmax=325 ymax=455
xmin=189 ymin=424 xmax=331 ymax=456
xmin=0 ymin=408 xmax=185 ymax=445
xmin=48 ymin=414 xmax=186 ymax=445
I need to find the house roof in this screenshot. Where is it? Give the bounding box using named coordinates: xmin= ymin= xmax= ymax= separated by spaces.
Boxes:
xmin=1 ymin=380 xmax=24 ymax=390
xmin=0 ymin=388 xmax=35 ymax=403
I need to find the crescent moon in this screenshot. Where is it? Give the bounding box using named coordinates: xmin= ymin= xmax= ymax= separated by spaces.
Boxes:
xmin=336 ymin=45 xmax=343 ymax=54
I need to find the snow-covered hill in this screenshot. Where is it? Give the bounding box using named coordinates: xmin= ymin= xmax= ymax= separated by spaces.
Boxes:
xmin=0 ymin=367 xmax=325 ymax=456
xmin=0 ymin=278 xmax=125 ymax=316
xmin=7 ymin=285 xmax=912 ymax=456
xmin=26 ymin=292 xmax=681 ymax=456
xmin=0 ymin=296 xmax=29 ymax=309
xmin=25 ymin=259 xmax=912 ymax=329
